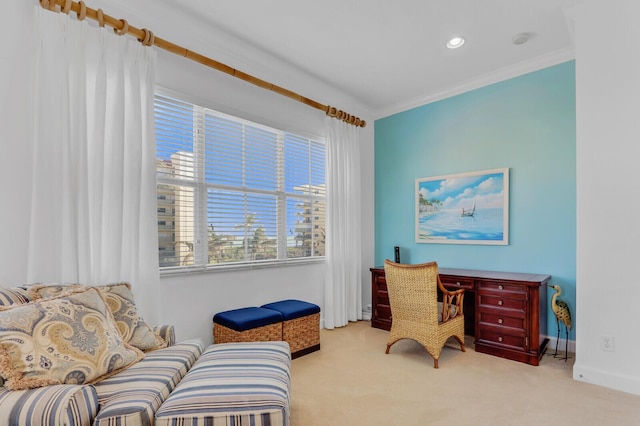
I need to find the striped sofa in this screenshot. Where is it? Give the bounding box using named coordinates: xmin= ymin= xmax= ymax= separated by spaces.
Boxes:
xmin=0 ymin=287 xmax=292 ymax=426
xmin=0 ymin=326 xmax=205 ymax=426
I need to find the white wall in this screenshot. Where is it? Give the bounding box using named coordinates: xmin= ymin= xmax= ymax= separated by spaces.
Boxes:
xmin=572 ymin=0 xmax=640 ymax=395
xmin=0 ymin=1 xmax=374 ymax=345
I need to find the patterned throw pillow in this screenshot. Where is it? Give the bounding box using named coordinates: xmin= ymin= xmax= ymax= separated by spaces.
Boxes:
xmin=97 ymin=283 xmax=166 ymax=352
xmin=30 ymin=283 xmax=166 ymax=352
xmin=28 ymin=283 xmax=82 ymax=300
xmin=0 ymin=287 xmax=144 ymax=390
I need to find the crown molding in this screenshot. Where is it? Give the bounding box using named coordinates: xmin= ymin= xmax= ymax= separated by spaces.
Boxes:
xmin=374 ymin=46 xmax=576 ymax=121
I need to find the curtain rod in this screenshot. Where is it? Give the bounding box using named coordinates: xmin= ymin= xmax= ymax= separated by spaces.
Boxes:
xmin=39 ymin=0 xmax=366 ymax=128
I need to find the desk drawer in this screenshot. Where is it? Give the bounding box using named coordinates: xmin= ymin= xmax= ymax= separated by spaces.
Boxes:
xmin=478 ymin=310 xmax=525 ymax=330
xmin=374 ymin=304 xmax=392 ymax=322
xmin=374 ymin=275 xmax=387 ymax=290
xmin=477 ymin=281 xmax=525 ymax=296
xmin=478 ymin=293 xmax=526 ymax=311
xmin=477 ymin=325 xmax=526 ymax=351
xmin=376 ymin=289 xmax=389 ymax=306
xmin=439 ymin=275 xmax=474 ymax=290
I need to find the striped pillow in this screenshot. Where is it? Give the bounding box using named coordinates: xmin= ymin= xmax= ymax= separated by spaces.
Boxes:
xmin=0 ymin=287 xmax=31 ymax=306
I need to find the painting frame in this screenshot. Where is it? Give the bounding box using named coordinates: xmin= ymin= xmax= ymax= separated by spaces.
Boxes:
xmin=415 ymin=168 xmax=509 ymax=245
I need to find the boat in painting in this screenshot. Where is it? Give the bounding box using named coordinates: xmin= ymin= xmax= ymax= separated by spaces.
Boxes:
xmin=460 ymin=200 xmax=475 ymax=217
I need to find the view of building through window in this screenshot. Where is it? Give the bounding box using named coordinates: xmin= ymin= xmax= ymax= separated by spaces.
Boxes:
xmin=155 ymin=95 xmax=325 ymax=269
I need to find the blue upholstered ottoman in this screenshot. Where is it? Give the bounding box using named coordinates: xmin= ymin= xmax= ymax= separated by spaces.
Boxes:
xmin=213 ymin=307 xmax=283 ymax=343
xmin=261 ymin=299 xmax=321 ymax=358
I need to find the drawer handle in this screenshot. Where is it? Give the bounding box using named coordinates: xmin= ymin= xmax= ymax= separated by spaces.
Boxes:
xmin=498 ymin=318 xmax=503 ymax=324
xmin=498 ymin=285 xmax=504 ymax=290
xmin=498 ymin=336 xmax=503 ymax=342
xmin=498 ymin=300 xmax=503 ymax=306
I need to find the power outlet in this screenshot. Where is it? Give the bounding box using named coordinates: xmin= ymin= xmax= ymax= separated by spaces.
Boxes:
xmin=601 ymin=336 xmax=615 ymax=352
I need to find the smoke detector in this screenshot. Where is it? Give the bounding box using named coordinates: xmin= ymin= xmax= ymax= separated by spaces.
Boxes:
xmin=512 ymin=33 xmax=530 ymax=45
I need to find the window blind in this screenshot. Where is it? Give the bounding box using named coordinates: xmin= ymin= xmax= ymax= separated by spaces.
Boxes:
xmin=155 ymin=94 xmax=326 ymax=270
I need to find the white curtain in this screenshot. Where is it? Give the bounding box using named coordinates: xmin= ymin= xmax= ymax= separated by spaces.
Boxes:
xmin=324 ymin=117 xmax=362 ymax=329
xmin=28 ymin=8 xmax=159 ymax=322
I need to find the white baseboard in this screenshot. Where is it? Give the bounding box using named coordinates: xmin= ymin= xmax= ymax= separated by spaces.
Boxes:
xmin=573 ymin=364 xmax=640 ymax=396
xmin=545 ymin=335 xmax=576 ymax=355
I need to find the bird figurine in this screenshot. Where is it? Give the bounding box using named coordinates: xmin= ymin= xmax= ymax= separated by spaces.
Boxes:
xmin=548 ymin=284 xmax=572 ymax=361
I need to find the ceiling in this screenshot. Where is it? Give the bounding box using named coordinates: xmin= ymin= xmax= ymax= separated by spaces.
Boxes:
xmin=155 ymin=0 xmax=581 ymax=118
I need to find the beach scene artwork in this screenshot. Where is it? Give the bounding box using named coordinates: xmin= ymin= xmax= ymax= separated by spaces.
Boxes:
xmin=415 ymin=168 xmax=509 ymax=245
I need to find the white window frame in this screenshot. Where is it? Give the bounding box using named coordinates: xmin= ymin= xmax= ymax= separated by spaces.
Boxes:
xmin=155 ymin=93 xmax=326 ymax=274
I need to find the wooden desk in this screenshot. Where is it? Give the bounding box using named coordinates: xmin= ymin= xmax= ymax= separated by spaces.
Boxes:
xmin=370 ymin=267 xmax=550 ymax=366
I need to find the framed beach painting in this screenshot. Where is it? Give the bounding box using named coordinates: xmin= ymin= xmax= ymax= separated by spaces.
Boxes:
xmin=415 ymin=168 xmax=509 ymax=245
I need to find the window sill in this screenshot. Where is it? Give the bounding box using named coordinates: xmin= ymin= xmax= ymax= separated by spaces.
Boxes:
xmin=160 ymin=257 xmax=325 ymax=277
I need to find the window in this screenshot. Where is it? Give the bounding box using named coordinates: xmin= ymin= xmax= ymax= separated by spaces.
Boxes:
xmin=155 ymin=94 xmax=326 ymax=270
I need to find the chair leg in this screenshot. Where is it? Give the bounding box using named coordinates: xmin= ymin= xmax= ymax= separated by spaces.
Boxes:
xmin=385 ymin=344 xmax=391 ymax=354
xmin=453 ymin=335 xmax=466 ymax=352
xmin=433 ymin=358 xmax=439 ymax=369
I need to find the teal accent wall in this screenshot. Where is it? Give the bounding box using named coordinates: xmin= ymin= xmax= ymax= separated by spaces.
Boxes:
xmin=374 ymin=61 xmax=576 ymax=340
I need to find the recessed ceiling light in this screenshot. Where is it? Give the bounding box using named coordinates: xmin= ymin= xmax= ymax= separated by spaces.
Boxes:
xmin=447 ymin=36 xmax=465 ymax=49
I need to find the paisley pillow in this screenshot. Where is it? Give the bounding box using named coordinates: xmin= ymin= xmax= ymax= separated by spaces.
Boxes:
xmin=29 ymin=283 xmax=166 ymax=352
xmin=97 ymin=283 xmax=166 ymax=351
xmin=0 ymin=287 xmax=144 ymax=390
xmin=28 ymin=283 xmax=82 ymax=300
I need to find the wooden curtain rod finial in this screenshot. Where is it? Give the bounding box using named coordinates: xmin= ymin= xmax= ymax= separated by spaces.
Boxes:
xmin=326 ymin=105 xmax=366 ymax=127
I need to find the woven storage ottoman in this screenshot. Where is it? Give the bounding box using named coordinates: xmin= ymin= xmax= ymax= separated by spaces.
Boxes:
xmin=154 ymin=341 xmax=291 ymax=426
xmin=261 ymin=299 xmax=321 ymax=358
xmin=213 ymin=306 xmax=283 ymax=344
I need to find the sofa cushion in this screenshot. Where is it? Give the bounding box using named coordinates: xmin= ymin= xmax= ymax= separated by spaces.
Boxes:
xmin=0 ymin=384 xmax=98 ymax=426
xmin=0 ymin=287 xmax=144 ymax=390
xmin=154 ymin=341 xmax=291 ymax=426
xmin=92 ymin=339 xmax=204 ymax=426
xmin=29 ymin=283 xmax=166 ymax=352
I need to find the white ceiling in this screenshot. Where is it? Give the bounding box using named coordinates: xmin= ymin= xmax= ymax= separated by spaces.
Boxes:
xmin=154 ymin=0 xmax=581 ymax=118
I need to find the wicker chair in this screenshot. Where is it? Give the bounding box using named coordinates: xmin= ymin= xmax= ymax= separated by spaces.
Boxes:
xmin=384 ymin=259 xmax=466 ymax=368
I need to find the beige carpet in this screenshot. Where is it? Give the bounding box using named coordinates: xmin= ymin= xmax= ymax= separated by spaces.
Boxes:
xmin=290 ymin=320 xmax=639 ymax=426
